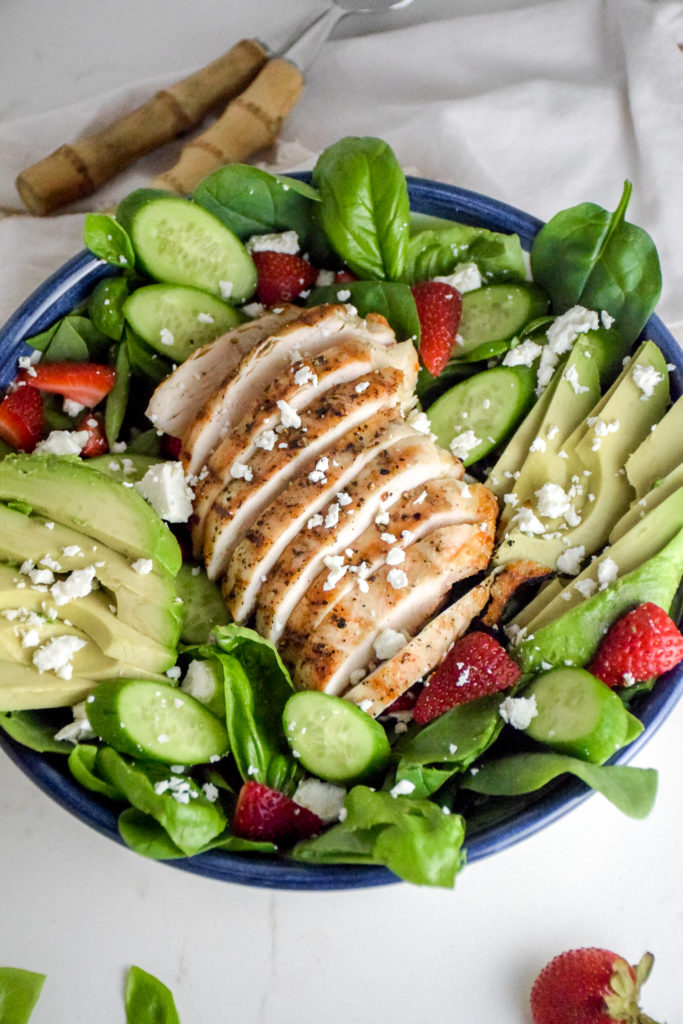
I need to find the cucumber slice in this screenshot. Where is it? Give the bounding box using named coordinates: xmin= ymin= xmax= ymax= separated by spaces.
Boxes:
xmin=86 ymin=678 xmax=229 ymax=765
xmin=123 ymin=284 xmax=244 ymax=362
xmin=117 ymin=193 xmax=257 ymax=302
xmin=282 ymin=691 xmax=390 ymax=783
xmin=457 ymin=283 xmax=548 ymax=356
xmin=427 ymin=365 xmax=536 ymax=465
xmin=521 ymin=667 xmax=634 ymax=764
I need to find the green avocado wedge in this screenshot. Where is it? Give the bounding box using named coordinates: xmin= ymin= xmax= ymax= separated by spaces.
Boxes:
xmin=0 ymin=455 xmax=181 ymax=576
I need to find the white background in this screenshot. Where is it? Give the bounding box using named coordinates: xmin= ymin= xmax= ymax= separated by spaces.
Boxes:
xmin=1 ymin=2 xmax=682 ymax=1021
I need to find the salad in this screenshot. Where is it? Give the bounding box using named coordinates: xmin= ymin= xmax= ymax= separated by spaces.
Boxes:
xmin=0 ymin=136 xmax=681 ymax=889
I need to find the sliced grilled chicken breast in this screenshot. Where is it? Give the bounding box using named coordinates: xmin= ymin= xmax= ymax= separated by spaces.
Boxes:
xmin=281 ymin=476 xmax=487 ymax=658
xmin=253 ymin=437 xmax=462 ymax=644
xmin=202 ymin=368 xmax=407 ymax=579
xmin=182 ymin=304 xmax=397 ymax=475
xmin=145 ymin=304 xmax=301 ymax=437
xmin=222 ymin=415 xmax=416 ymax=622
xmin=292 ymin=516 xmax=496 ymax=696
xmin=191 ymin=337 xmax=418 ymax=551
xmin=344 ymin=578 xmax=494 ymax=716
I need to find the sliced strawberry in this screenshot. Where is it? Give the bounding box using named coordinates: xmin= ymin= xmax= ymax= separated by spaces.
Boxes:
xmin=0 ymin=385 xmax=44 ymax=451
xmin=233 ymin=781 xmax=323 ymax=845
xmin=411 ymin=281 xmax=463 ymax=376
xmin=588 ymin=602 xmax=683 ymax=687
xmin=161 ymin=434 xmax=182 ymax=460
xmin=413 ymin=630 xmax=521 ymax=724
xmin=16 ymin=361 xmax=116 ymax=407
xmin=334 ymin=269 xmax=357 ymax=284
xmin=76 ymin=411 xmax=109 ymax=457
xmin=530 ymin=947 xmax=658 ymax=1024
xmin=251 ymin=251 xmax=318 ymax=306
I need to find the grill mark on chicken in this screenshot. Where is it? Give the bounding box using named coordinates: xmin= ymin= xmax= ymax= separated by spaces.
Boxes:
xmin=201 ymin=368 xmax=406 ymax=579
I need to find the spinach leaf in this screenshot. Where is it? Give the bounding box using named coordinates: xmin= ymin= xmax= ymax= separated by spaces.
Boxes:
xmin=125 ymin=326 xmax=173 ymax=384
xmin=392 ymin=695 xmax=505 ymax=799
xmin=84 ymin=213 xmax=136 ymax=273
xmin=119 ymin=808 xmax=276 ymax=859
xmin=104 ymin=341 xmax=131 ymax=447
xmin=461 ymin=751 xmax=658 ymax=819
xmin=292 ymin=785 xmax=466 ymax=887
xmin=0 ymin=968 xmax=45 ymax=1024
xmin=307 ymin=280 xmax=420 ymax=342
xmin=68 ymin=743 xmax=123 ymax=800
xmin=530 ymin=181 xmax=662 ymax=344
xmin=87 ymin=276 xmax=129 ymax=341
xmin=199 ymin=624 xmax=302 ymax=795
xmin=0 ymin=710 xmax=71 ymax=753
xmin=404 ymin=224 xmax=527 ymax=284
xmin=125 ymin=966 xmax=180 ymax=1024
xmin=97 ymin=747 xmax=227 ymax=856
xmin=193 ymin=164 xmax=320 ymax=245
xmin=313 ymin=137 xmax=410 ymax=281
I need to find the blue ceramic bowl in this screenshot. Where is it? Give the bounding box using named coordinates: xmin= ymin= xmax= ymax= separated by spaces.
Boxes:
xmin=1 ymin=177 xmax=681 ymax=890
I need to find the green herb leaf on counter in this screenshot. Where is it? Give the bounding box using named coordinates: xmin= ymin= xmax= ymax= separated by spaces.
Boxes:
xmin=530 ymin=180 xmax=662 ymax=344
xmin=313 ymin=136 xmax=410 ymax=281
xmin=125 ymin=966 xmax=181 ymax=1024
xmin=292 ymin=785 xmax=466 ymax=888
xmin=0 ymin=967 xmax=46 ymax=1024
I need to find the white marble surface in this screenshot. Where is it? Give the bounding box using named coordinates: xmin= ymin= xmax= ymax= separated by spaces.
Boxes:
xmin=1 ymin=1 xmax=682 ymax=1020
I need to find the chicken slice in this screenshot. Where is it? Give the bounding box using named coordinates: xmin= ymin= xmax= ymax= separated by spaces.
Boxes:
xmin=202 ymin=368 xmax=407 ymax=579
xmin=280 ymin=476 xmax=490 ymax=660
xmin=191 ymin=336 xmax=418 ymax=552
xmin=344 ymin=578 xmax=494 ymax=716
xmin=222 ymin=415 xmax=416 ymax=622
xmin=253 ymin=436 xmax=463 ymax=643
xmin=182 ymin=304 xmax=397 ymax=475
xmin=145 ymin=304 xmax=301 ymax=437
xmin=291 ymin=515 xmax=497 ymax=696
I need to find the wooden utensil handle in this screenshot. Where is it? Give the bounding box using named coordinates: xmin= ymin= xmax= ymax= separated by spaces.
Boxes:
xmin=150 ymin=57 xmax=305 ymax=195
xmin=15 ymin=38 xmax=269 ymax=216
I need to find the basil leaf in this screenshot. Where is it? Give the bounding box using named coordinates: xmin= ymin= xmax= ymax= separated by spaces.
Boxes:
xmin=104 ymin=341 xmax=130 ymax=447
xmin=292 ymin=785 xmax=466 ymax=888
xmin=199 ymin=623 xmax=302 ymax=794
xmin=0 ymin=710 xmax=71 ymax=753
xmin=530 ymin=181 xmax=662 ymax=344
xmin=404 ymin=224 xmax=526 ymax=284
xmin=461 ymin=752 xmax=658 ymax=819
xmin=87 ymin=276 xmax=129 ymax=341
xmin=84 ymin=213 xmax=135 ymax=272
xmin=125 ymin=966 xmax=180 ymax=1024
xmin=0 ymin=968 xmax=46 ymax=1024
xmin=41 ymin=318 xmax=89 ymax=362
xmin=97 ymin=748 xmax=227 ymax=856
xmin=313 ymin=136 xmax=410 ymax=280
xmin=307 ymin=280 xmax=420 ymax=342
xmin=193 ymin=164 xmax=319 ymax=241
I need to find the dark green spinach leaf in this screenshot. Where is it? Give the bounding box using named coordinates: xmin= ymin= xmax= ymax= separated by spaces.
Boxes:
xmin=307 ymin=279 xmax=420 ymax=342
xmin=87 ymin=275 xmax=129 ymax=341
xmin=84 ymin=212 xmax=136 ymax=273
xmin=104 ymin=340 xmax=131 ymax=447
xmin=404 ymin=223 xmax=526 ymax=284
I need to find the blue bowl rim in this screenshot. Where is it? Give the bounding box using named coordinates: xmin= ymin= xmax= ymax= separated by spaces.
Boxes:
xmin=0 ymin=174 xmax=681 ymax=891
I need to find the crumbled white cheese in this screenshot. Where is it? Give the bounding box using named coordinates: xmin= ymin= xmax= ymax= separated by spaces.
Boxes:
xmin=276 ymin=399 xmax=302 ymax=429
xmin=502 ymin=339 xmax=543 ymax=368
xmin=181 ymin=660 xmax=220 ymax=705
xmin=34 ymin=430 xmax=90 ymax=456
xmin=63 ymin=398 xmax=86 ymax=418
xmin=246 ymin=230 xmax=300 ymax=254
xmin=632 ymin=363 xmax=664 ymax=400
xmin=293 ymin=778 xmax=346 ymax=823
xmin=255 ymin=429 xmax=277 ymax=451
xmin=293 ymin=364 xmax=318 ymax=387
xmin=380 ymin=532 xmax=396 ymax=545
xmin=387 ymin=568 xmax=408 ymax=590
xmin=529 ymin=436 xmax=547 ymax=453
xmin=597 ymin=557 xmax=618 ymax=590
xmin=555 ymin=545 xmax=585 ymax=576
xmin=373 ymin=628 xmax=408 ymax=661
xmin=590 ymin=418 xmax=620 ymax=451
xmin=514 ymin=506 xmax=546 ymax=535
xmin=434 ymin=261 xmax=482 ymax=293
xmin=322 ymin=554 xmax=347 ymax=591
xmin=355 ymin=380 xmax=370 ymax=393
xmin=574 ymin=578 xmax=598 ymax=598
xmin=336 ymin=491 xmax=352 ymax=507
xmin=306 ymin=513 xmax=323 ymax=529
xmin=131 ymin=558 xmax=154 ymax=575
xmin=499 ymin=694 xmax=538 ymax=730
xmin=406 ymin=408 xmax=433 ymax=436
xmin=563 ymin=363 xmax=590 ymax=394
xmin=324 ymin=503 xmax=340 ymax=529
xmin=230 ymin=461 xmax=253 ymax=482
xmin=315 ymin=269 xmax=336 ymax=287
xmin=134 ymin=462 xmax=194 ymax=523
xmin=32 ymin=635 xmax=87 ymax=679
xmin=386 ymin=547 xmax=406 ymax=566
xmin=390 ymin=779 xmax=416 ymax=798
xmin=197 ymin=312 xmax=215 ymax=324
xmin=449 ymin=430 xmax=481 ymax=460
xmin=535 ymin=483 xmax=572 ymax=520
xmin=50 ymin=566 xmax=97 ymax=606
xmin=159 ymin=327 xmax=175 ymax=347
xmin=600 ymin=310 xmax=615 ymax=329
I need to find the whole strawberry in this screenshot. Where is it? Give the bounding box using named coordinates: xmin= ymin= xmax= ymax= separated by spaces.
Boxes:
xmin=588 ymin=602 xmax=683 ymax=688
xmin=411 ymin=280 xmax=462 ymax=377
xmin=530 ymin=947 xmax=660 ymax=1024
xmin=233 ymin=781 xmax=323 ymax=846
xmin=412 ymin=630 xmax=520 ymax=724
xmin=251 ymin=251 xmax=318 ymax=306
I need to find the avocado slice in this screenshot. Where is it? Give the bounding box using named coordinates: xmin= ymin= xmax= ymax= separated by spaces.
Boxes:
xmin=624 ymin=393 xmax=683 ymax=500
xmin=0 ymin=658 xmax=95 ymax=711
xmin=0 ymin=455 xmax=181 ymax=576
xmin=0 ymin=504 xmax=181 ymax=648
xmin=514 ymin=522 xmax=683 ymax=674
xmin=0 ymin=564 xmax=175 ymax=674
xmin=86 ymin=452 xmax=161 ymax=484
xmin=610 ymin=463 xmax=683 ymax=543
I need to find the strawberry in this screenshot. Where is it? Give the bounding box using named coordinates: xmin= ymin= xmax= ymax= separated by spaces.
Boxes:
xmin=334 ymin=269 xmax=357 ymax=284
xmin=588 ymin=602 xmax=683 ymax=688
xmin=233 ymin=781 xmax=323 ymax=845
xmin=251 ymin=251 xmax=318 ymax=306
xmin=0 ymin=385 xmax=44 ymax=451
xmin=16 ymin=361 xmax=116 ymax=407
xmin=413 ymin=630 xmax=521 ymax=724
xmin=161 ymin=434 xmax=182 ymax=460
xmin=530 ymin=947 xmax=659 ymax=1024
xmin=76 ymin=411 xmax=109 ymax=457
xmin=411 ymin=280 xmax=463 ymax=376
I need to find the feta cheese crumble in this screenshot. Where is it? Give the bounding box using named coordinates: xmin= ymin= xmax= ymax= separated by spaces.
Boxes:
xmin=134 ymin=462 xmax=194 ymax=523
xmin=449 ymin=429 xmax=481 ymax=460
xmin=373 ymin=628 xmax=408 ymax=661
xmin=499 ymin=694 xmax=538 ymax=730
xmin=246 ymin=230 xmax=300 ymax=254
xmin=632 ymin=363 xmax=664 ymax=400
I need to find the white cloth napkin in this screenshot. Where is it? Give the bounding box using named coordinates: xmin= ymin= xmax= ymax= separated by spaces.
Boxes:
xmin=1 ymin=0 xmax=682 ymax=339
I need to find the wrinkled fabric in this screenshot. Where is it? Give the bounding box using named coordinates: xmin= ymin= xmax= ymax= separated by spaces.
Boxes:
xmin=0 ymin=0 xmax=681 ymax=337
